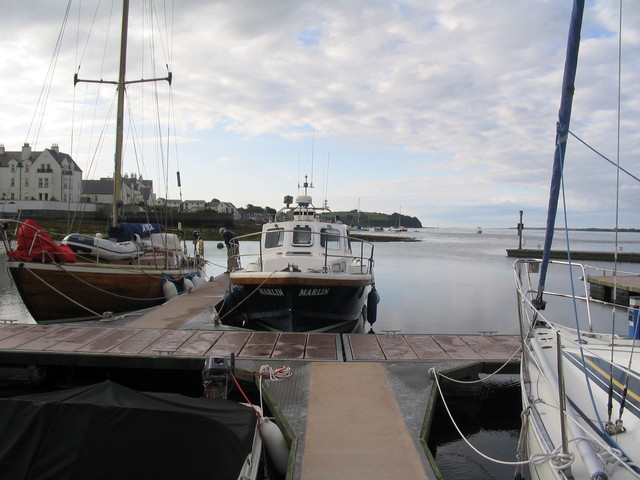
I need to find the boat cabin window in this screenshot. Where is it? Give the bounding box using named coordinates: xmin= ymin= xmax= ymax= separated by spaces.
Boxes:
xmin=264 ymin=227 xmax=285 ymax=248
xmin=320 ymin=228 xmax=340 ymax=250
xmin=292 ymin=226 xmax=313 ymax=246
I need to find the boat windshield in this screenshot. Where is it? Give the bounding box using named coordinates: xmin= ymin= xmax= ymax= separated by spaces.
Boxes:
xmin=292 ymin=226 xmax=313 ymax=246
xmin=264 ymin=227 xmax=285 ymax=248
xmin=320 ymin=228 xmax=340 ymax=250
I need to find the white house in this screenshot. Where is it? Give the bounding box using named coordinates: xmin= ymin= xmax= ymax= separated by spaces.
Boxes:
xmin=207 ymin=199 xmax=241 ymax=220
xmin=183 ymin=200 xmax=206 ymax=212
xmin=0 ymin=143 xmax=82 ymax=203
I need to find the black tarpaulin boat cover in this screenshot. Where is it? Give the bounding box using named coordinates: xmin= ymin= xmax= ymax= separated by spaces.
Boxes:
xmin=0 ymin=381 xmax=258 ymax=480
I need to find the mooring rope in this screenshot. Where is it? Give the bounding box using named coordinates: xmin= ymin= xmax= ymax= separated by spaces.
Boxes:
xmin=429 ymin=368 xmax=531 ymax=467
xmin=431 ymin=345 xmax=521 ymax=385
xmin=216 ymin=270 xmax=279 ymax=323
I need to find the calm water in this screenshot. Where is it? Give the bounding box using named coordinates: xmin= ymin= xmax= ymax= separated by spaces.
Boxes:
xmin=2 ymin=228 xmax=640 ymax=479
xmin=3 ymin=227 xmax=640 ymax=330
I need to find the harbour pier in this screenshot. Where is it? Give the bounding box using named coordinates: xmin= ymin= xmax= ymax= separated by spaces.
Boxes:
xmin=0 ymin=275 xmax=522 ymax=479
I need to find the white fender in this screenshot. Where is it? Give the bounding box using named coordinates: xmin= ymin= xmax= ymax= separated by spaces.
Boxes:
xmin=259 ymin=417 xmax=288 ymax=476
xmin=191 ymin=273 xmax=205 ymax=288
xmin=162 ymin=279 xmax=179 ymax=301
xmin=182 ymin=277 xmax=195 ymax=293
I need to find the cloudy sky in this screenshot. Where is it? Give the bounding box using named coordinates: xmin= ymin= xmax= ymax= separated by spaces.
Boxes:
xmin=0 ymin=0 xmax=638 ymax=228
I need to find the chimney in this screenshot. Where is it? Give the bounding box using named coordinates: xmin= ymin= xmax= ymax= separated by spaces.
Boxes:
xmin=51 ymin=143 xmax=59 ymax=153
xmin=21 ymin=143 xmax=32 ymax=161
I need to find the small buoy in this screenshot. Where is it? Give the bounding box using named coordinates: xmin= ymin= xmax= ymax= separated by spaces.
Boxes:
xmin=162 ymin=278 xmax=179 ymax=301
xmin=182 ymin=277 xmax=195 ymax=293
xmin=260 ymin=418 xmax=289 ymax=476
xmin=217 ymin=242 xmax=224 ymax=249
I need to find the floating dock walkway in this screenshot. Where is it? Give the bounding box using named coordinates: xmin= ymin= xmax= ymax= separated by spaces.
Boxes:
xmin=506 ymin=248 xmax=640 ymax=262
xmin=0 ymin=275 xmax=522 ymax=480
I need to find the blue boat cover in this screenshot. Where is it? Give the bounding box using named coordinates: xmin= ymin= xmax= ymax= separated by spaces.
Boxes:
xmin=107 ymin=222 xmax=164 ymax=242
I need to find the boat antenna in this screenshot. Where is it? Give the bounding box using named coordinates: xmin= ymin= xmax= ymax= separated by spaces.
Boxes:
xmin=310 ymin=125 xmax=315 ymax=187
xmin=323 ymin=152 xmax=330 ymax=209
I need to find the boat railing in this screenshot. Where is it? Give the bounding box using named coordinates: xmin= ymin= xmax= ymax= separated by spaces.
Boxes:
xmin=228 ymin=228 xmax=375 ymax=275
xmin=513 ymin=257 xmax=640 ymax=342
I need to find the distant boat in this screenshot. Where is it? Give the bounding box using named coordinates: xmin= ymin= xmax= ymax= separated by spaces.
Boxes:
xmin=0 ymin=0 xmax=206 ymax=324
xmin=515 ymin=2 xmax=640 ymax=479
xmin=475 ymin=226 xmax=482 ymax=234
xmin=389 ymin=206 xmax=407 ymax=232
xmin=217 ymin=176 xmax=378 ymax=333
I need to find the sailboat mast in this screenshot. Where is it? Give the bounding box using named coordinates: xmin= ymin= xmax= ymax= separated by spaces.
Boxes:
xmin=112 ymin=0 xmax=130 ymax=227
xmin=535 ymin=0 xmax=585 ymax=307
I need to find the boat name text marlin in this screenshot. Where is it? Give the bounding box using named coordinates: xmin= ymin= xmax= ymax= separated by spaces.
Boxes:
xmin=259 ymin=288 xmax=284 ymax=296
xmin=299 ymin=288 xmax=330 ymax=296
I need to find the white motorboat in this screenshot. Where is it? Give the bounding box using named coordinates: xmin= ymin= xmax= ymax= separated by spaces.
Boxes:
xmin=217 ymin=177 xmax=378 ymax=333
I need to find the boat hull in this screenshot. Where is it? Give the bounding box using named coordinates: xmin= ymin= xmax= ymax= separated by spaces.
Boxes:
xmin=7 ymin=260 xmax=198 ymax=323
xmin=521 ymin=323 xmax=640 ymax=480
xmin=221 ymin=273 xmax=372 ymax=333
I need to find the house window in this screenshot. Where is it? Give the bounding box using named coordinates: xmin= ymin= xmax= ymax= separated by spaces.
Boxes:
xmin=292 ymin=226 xmax=313 ymax=246
xmin=44 ymin=178 xmax=49 ymax=188
xmin=10 ymin=193 xmax=14 ymax=200
xmin=24 ymin=179 xmax=29 ymax=187
xmin=10 ymin=178 xmax=14 ymax=187
xmin=25 ymin=164 xmax=29 ymax=172
xmin=38 ymin=178 xmax=43 ymax=188
xmin=10 ymin=164 xmax=15 ymax=173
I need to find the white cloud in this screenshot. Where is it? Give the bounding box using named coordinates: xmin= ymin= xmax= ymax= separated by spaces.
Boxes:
xmin=0 ymin=0 xmax=638 ymax=227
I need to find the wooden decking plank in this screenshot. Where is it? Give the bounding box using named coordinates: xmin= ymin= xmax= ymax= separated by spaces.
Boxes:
xmin=238 ymin=332 xmax=278 ymax=358
xmin=272 ymin=333 xmax=306 ymax=359
xmin=377 ymin=335 xmax=419 ymax=360
xmin=404 ymin=335 xmax=451 ymax=360
xmin=17 ymin=326 xmax=88 ymax=351
xmin=205 ymin=332 xmax=251 ymax=357
xmin=0 ymin=324 xmax=40 ymax=342
xmin=487 ymin=335 xmax=522 ymax=352
xmin=462 ymin=335 xmax=515 ymax=360
xmin=432 ymin=335 xmax=483 ymax=360
xmin=173 ymin=331 xmax=224 ymax=357
xmin=76 ymin=328 xmax=140 ymax=353
xmin=347 ymin=334 xmax=386 ymax=360
xmin=305 ymin=334 xmax=338 ymax=360
xmin=46 ymin=327 xmax=113 ymax=352
xmin=108 ymin=329 xmax=166 ymax=355
xmin=140 ymin=330 xmax=195 ymax=355
xmin=0 ymin=326 xmax=55 ymax=349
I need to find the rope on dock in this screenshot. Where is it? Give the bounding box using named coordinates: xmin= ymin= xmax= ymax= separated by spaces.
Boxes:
xmin=429 ymin=345 xmax=521 ymax=384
